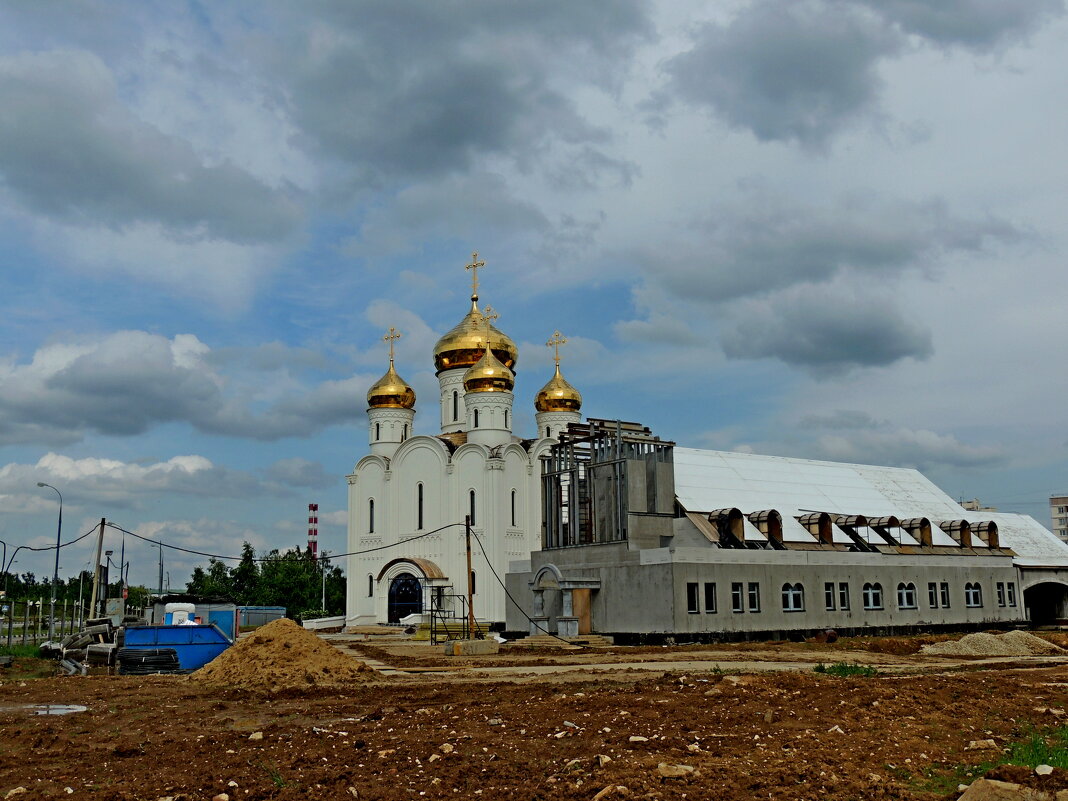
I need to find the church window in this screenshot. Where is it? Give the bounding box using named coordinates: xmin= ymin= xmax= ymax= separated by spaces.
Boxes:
xmin=368 ymin=499 xmax=375 ymax=534
xmin=368 ymin=574 xmax=373 ymax=597
xmin=546 ymin=426 xmax=551 ymax=438
xmin=781 ymin=582 xmax=804 ymax=612
xmin=473 ymin=408 xmax=479 ymax=428
xmin=375 ymin=422 xmax=380 ymax=441
xmin=470 ymin=570 xmax=476 ymax=594
xmin=510 ymin=489 xmax=516 ymax=527
xmin=417 ymin=483 xmax=424 ymax=530
xmin=504 ymin=409 xmax=509 ymax=429
xmin=402 ymin=424 xmax=408 ymax=441
xmin=452 ymin=391 xmax=458 ymax=421
xmin=469 ymin=490 xmax=476 ymax=526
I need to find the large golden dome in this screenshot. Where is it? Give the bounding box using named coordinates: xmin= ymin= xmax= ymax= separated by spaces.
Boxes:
xmin=367 ymin=361 xmax=416 ymax=409
xmin=535 ymin=364 xmax=582 ymax=412
xmin=433 ymin=298 xmax=518 ymax=374
xmin=463 ymin=344 xmax=515 ymax=393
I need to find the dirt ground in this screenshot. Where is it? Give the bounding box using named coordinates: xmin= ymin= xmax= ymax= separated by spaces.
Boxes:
xmin=1 ymin=632 xmax=1066 ymax=800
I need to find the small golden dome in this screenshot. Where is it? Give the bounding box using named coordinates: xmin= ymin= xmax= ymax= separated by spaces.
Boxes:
xmin=535 ymin=364 xmax=582 ymax=412
xmin=433 ymin=298 xmax=518 ymax=374
xmin=463 ymin=343 xmax=515 ymax=393
xmin=367 ymin=361 xmax=416 ymax=409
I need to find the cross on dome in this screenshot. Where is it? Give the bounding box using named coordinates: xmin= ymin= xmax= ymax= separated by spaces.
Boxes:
xmin=465 ymin=252 xmax=486 ymax=299
xmin=383 ymin=327 xmax=401 ymax=363
xmin=547 ymin=330 xmax=567 ymax=367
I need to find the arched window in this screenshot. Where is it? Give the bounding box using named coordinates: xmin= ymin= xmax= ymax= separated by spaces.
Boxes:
xmin=375 ymin=422 xmax=380 ymax=441
xmin=452 ymin=390 xmax=458 ymax=421
xmin=470 ymin=570 xmax=476 ymax=595
xmin=546 ymin=426 xmax=551 ymax=438
xmin=897 ymin=582 xmax=917 ymax=609
xmin=510 ymin=489 xmax=517 ymax=527
xmin=367 ymin=574 xmax=374 ymax=597
xmin=469 ymin=489 xmax=476 ymax=526
xmin=417 ymin=482 xmax=424 ymax=530
xmin=862 ymin=582 xmax=883 ymax=610
xmin=964 ymin=582 xmax=983 ymax=608
xmin=781 ymin=582 xmax=804 ymax=612
xmin=402 ymin=423 xmax=408 ymax=441
xmin=368 ymin=499 xmax=375 ymax=534
xmin=504 ymin=409 xmax=509 ymax=429
xmin=473 ymin=408 xmax=479 ymax=428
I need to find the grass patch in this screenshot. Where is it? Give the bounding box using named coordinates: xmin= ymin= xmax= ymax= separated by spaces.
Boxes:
xmin=918 ymin=725 xmax=1068 ymax=793
xmin=0 ymin=644 xmax=42 ymax=658
xmin=813 ymin=661 xmax=879 ymax=677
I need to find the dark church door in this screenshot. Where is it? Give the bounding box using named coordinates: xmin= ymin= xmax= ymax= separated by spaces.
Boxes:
xmin=388 ymin=573 xmax=423 ymax=623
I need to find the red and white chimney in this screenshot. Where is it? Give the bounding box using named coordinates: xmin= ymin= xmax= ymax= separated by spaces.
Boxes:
xmin=308 ymin=503 xmax=319 ymax=559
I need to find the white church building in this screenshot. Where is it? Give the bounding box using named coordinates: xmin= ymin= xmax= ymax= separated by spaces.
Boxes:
xmin=345 ymin=255 xmax=582 ymax=627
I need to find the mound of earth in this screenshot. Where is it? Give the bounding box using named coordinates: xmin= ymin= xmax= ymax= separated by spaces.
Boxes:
xmin=194 ymin=617 xmax=372 ymax=692
xmin=922 ymin=630 xmax=1065 ymax=657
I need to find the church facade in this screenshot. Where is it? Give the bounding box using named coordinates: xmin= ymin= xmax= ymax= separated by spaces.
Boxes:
xmin=345 ymin=255 xmax=582 ymax=627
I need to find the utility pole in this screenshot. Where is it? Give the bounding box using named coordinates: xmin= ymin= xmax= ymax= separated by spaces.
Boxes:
xmin=89 ymin=518 xmax=105 ymax=620
xmin=465 ymin=515 xmax=475 ymax=638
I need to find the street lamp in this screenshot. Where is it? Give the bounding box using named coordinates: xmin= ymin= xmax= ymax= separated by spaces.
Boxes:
xmin=36 ymin=482 xmax=62 ymax=642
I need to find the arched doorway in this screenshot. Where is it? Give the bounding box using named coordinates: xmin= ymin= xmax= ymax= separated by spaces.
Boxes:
xmin=388 ymin=573 xmax=423 ymax=623
xmin=1024 ymin=581 xmax=1068 ymax=625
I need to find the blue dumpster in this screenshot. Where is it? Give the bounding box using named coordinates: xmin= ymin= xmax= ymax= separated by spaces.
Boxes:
xmin=122 ymin=624 xmax=232 ymax=671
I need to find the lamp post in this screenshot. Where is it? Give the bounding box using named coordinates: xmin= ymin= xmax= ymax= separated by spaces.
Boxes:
xmin=36 ymin=482 xmax=63 ymax=642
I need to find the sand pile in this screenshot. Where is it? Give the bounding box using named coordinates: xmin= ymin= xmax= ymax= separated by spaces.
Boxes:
xmin=922 ymin=630 xmax=1065 ymax=657
xmin=194 ymin=618 xmax=372 ymax=692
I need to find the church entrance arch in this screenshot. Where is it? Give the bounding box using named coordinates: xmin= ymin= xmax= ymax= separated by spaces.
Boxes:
xmin=387 ymin=573 xmax=423 ymax=623
xmin=1023 ymin=581 xmax=1068 ymax=625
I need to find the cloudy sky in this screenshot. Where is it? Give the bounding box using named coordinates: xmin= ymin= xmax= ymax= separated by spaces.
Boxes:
xmin=1 ymin=0 xmax=1065 ymax=589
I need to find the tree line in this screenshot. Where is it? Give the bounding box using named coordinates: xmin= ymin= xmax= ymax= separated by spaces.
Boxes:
xmin=184 ymin=543 xmax=345 ymax=618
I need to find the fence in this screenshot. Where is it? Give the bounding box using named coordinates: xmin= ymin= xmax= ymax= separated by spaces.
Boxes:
xmin=0 ymin=597 xmax=123 ymax=647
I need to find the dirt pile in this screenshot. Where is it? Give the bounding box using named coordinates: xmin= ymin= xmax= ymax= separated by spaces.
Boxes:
xmin=922 ymin=630 xmax=1065 ymax=657
xmin=194 ymin=617 xmax=373 ymax=692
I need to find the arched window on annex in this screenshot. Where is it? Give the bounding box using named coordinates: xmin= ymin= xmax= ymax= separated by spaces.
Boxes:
xmin=862 ymin=582 xmax=883 ymax=610
xmin=468 ymin=489 xmax=477 ymax=527
xmin=781 ymin=582 xmax=804 ymax=612
xmin=368 ymin=498 xmax=375 ymax=534
xmin=897 ymin=582 xmax=917 ymax=609
xmin=510 ymin=489 xmax=517 ymax=527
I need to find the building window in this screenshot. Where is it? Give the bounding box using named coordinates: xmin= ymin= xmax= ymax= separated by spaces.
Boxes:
xmin=704 ymin=582 xmax=717 ymax=613
xmin=368 ymin=499 xmax=375 ymax=534
xmin=470 ymin=570 xmax=476 ymax=594
xmin=452 ymin=391 xmax=458 ymax=421
xmin=473 ymin=408 xmax=479 ymax=428
xmin=862 ymin=582 xmax=883 ymax=610
xmin=824 ymin=582 xmax=836 ymax=611
xmin=928 ymin=582 xmax=939 ymax=608
xmin=731 ymin=582 xmax=744 ymax=613
xmin=897 ymin=582 xmax=917 ymax=610
xmin=940 ymin=582 xmax=951 ymax=608
xmin=747 ymin=582 xmax=761 ymax=613
xmin=368 ymin=574 xmax=374 ymax=597
xmin=686 ymin=582 xmax=700 ymax=614
xmin=417 ymin=483 xmax=424 ymax=530
xmin=510 ymin=489 xmax=516 ymax=527
xmin=504 ymin=409 xmax=509 ymax=429
xmin=965 ymin=582 xmax=983 ymax=608
xmin=375 ymin=422 xmax=380 ymax=441
xmin=996 ymin=581 xmax=1006 ymax=607
xmin=469 ymin=489 xmax=476 ymax=526
xmin=839 ymin=582 xmax=850 ymax=611
xmin=1007 ymin=582 xmax=1017 ymax=607
xmin=546 ymin=426 xmax=551 ymax=438
xmin=781 ymin=583 xmax=804 ymax=612
xmin=402 ymin=424 xmax=408 ymax=441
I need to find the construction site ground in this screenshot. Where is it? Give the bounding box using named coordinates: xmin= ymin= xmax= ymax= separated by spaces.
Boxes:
xmin=1 ymin=629 xmax=1066 ymax=800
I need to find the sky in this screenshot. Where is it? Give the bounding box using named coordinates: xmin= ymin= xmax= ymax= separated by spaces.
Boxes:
xmin=1 ymin=0 xmax=1066 ymax=591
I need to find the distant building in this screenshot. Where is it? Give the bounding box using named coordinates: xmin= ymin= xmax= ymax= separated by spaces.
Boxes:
xmin=961 ymin=499 xmax=997 ymax=513
xmin=1052 ymin=495 xmax=1068 ymax=543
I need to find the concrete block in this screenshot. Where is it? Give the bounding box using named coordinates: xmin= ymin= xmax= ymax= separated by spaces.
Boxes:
xmin=443 ymin=639 xmax=500 ymax=656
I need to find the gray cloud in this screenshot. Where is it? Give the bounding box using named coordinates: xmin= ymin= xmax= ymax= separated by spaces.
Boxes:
xmin=809 ymin=425 xmax=1006 ymax=471
xmin=721 ymin=284 xmax=933 ymax=374
xmin=857 ymin=0 xmax=1064 ymax=50
xmin=266 ymin=458 xmax=337 ymax=490
xmin=0 ymin=50 xmax=301 ymax=241
xmin=664 ymin=0 xmax=900 ymax=147
xmin=265 ymin=0 xmax=651 ymax=182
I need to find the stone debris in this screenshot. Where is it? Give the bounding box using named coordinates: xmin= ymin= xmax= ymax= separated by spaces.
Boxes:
xmin=966 ymin=739 xmax=998 ymax=750
xmin=1035 ymin=765 xmax=1054 ymax=776
xmin=924 ymin=631 xmax=1065 ymax=657
xmin=212 ymin=794 xmax=230 ymax=801
xmin=5 ymin=789 xmax=27 ymax=799
xmin=955 ymin=777 xmax=1060 ymax=800
xmin=628 ymin=736 xmax=649 ymax=743
xmin=592 ymin=786 xmax=629 ymax=800
xmin=248 ymin=731 xmax=264 ymax=741
xmin=657 ymin=763 xmax=695 ymax=778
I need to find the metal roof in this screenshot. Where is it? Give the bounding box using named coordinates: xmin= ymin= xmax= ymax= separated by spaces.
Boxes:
xmin=674 ymin=447 xmax=1068 ymax=565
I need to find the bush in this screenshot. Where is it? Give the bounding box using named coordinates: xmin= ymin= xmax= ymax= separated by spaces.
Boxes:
xmin=813 ymin=661 xmax=880 ymax=677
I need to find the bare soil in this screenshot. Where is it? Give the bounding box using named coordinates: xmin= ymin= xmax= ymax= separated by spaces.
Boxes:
xmin=0 ymin=632 xmax=1066 ymax=800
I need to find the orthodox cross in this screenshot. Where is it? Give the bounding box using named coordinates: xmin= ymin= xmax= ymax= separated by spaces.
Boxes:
xmin=481 ymin=305 xmax=499 ymax=349
xmin=383 ymin=327 xmax=401 ymax=364
xmin=465 ymin=252 xmax=486 ymax=297
xmin=547 ymin=330 xmax=567 ymax=367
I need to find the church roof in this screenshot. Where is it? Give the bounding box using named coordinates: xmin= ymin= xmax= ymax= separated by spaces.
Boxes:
xmin=673 ymin=447 xmax=1068 ymax=565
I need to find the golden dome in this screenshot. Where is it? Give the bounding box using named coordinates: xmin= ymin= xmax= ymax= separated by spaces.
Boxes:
xmin=367 ymin=361 xmax=416 ymax=409
xmin=463 ymin=343 xmax=515 ymax=393
xmin=535 ymin=364 xmax=582 ymax=412
xmin=433 ymin=298 xmax=518 ymax=374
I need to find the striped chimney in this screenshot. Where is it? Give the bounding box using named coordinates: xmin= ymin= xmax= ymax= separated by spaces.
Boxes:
xmin=308 ymin=503 xmax=319 ymax=559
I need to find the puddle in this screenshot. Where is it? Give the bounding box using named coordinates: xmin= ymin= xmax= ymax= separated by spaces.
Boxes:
xmin=0 ymin=704 xmax=88 ymax=716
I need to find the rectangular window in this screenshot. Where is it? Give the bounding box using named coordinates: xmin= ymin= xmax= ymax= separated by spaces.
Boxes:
xmin=838 ymin=582 xmax=850 ymax=611
xmin=686 ymin=582 xmax=700 ymax=614
xmin=996 ymin=582 xmax=1006 ymax=607
xmin=940 ymin=582 xmax=951 ymax=608
xmin=928 ymin=582 xmax=939 ymax=608
xmin=704 ymin=582 xmax=717 ymax=614
xmin=747 ymin=582 xmax=761 ymax=613
xmin=731 ymin=582 xmax=744 ymax=613
xmin=1007 ymin=582 xmax=1017 ymax=607
xmin=824 ymin=582 xmax=836 ymax=611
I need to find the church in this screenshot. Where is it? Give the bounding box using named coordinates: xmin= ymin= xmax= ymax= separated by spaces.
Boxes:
xmin=344 ymin=254 xmax=583 ymax=627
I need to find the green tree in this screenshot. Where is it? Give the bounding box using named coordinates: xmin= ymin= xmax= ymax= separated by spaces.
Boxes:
xmin=230 ymin=542 xmax=260 ymax=605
